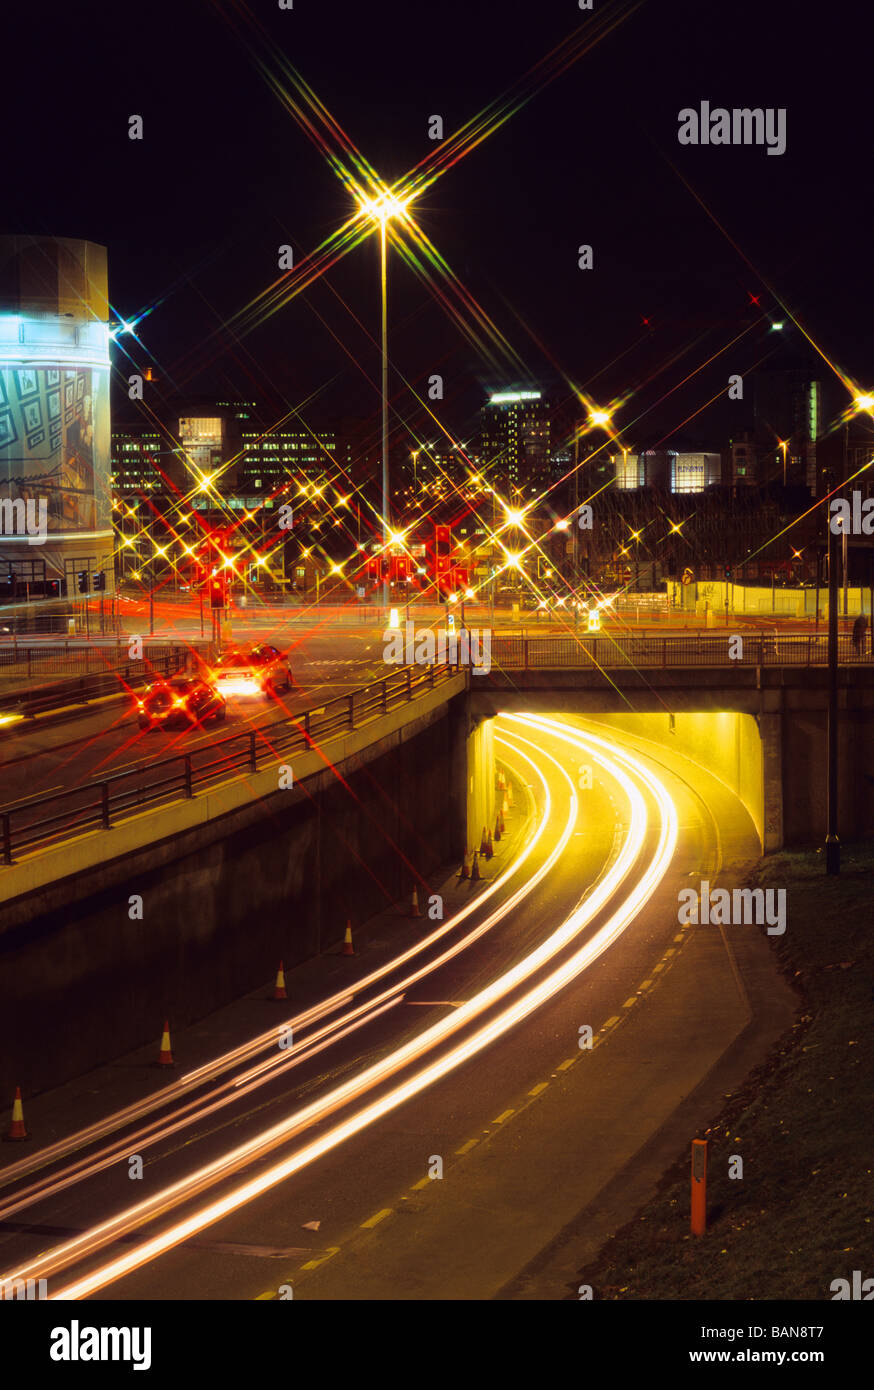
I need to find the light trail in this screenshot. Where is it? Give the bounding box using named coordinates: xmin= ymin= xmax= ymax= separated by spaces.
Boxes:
xmin=0 ymin=738 xmax=554 ymax=1210
xmin=1 ymin=718 xmax=679 ymax=1299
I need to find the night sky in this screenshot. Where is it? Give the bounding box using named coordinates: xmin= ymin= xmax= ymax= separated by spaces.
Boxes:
xmin=3 ymin=0 xmax=870 ymax=448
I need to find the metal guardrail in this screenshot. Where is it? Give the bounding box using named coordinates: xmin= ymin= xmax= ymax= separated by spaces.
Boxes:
xmin=0 ymin=646 xmax=211 ymax=717
xmin=0 ymin=661 xmax=463 ymax=866
xmin=489 ymin=633 xmax=874 ymax=669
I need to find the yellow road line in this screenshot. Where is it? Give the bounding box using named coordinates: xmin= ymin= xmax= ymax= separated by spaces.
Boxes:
xmin=360 ymin=1208 xmax=392 ymax=1229
xmin=455 ymin=1138 xmax=479 ymax=1154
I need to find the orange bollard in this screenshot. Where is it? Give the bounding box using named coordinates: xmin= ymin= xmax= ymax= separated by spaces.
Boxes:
xmin=271 ymin=961 xmax=287 ymax=1001
xmin=157 ymin=1021 xmax=174 ymax=1067
xmin=5 ymin=1087 xmax=28 ymax=1142
xmin=691 ymin=1138 xmax=708 ymax=1235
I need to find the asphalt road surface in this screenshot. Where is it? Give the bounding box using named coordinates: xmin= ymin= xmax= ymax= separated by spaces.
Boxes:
xmin=0 ymin=713 xmax=765 ymax=1301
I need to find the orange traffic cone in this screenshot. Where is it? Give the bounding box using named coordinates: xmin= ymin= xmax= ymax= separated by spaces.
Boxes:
xmin=507 ymin=782 xmax=514 ymax=807
xmin=157 ymin=1020 xmax=174 ymax=1067
xmin=494 ymin=815 xmax=502 ymax=843
xmin=479 ymin=826 xmax=488 ymax=855
xmin=470 ymin=850 xmax=481 ymax=882
xmin=5 ymin=1086 xmax=28 ymax=1142
xmin=485 ymin=831 xmax=494 ymax=860
xmin=271 ymin=961 xmax=288 ymax=1001
xmin=410 ymin=886 xmax=421 ymax=918
xmin=458 ymin=851 xmax=470 ymax=881
xmin=341 ymin=921 xmax=355 ymax=956
xmin=497 ymin=770 xmax=505 ymax=790
xmin=502 ymin=793 xmax=510 ymax=818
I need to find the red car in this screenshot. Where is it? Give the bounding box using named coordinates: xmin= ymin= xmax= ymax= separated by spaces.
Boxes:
xmin=209 ymin=643 xmax=292 ymax=700
xmin=137 ymin=676 xmax=227 ymax=730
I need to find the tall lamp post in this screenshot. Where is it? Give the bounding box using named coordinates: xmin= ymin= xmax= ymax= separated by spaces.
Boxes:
xmin=357 ymin=188 xmax=413 ymax=612
xmin=825 ymin=504 xmax=840 ymax=874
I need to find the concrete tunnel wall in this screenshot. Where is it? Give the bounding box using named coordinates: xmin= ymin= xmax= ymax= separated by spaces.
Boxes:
xmin=0 ymin=693 xmax=495 ymax=1102
xmin=576 ymin=711 xmax=765 ymax=849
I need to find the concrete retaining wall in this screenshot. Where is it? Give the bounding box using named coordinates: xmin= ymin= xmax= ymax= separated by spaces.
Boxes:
xmin=0 ymin=686 xmax=492 ymax=1101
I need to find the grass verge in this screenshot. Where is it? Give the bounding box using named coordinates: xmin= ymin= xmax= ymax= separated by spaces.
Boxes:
xmin=575 ymin=844 xmax=874 ymax=1299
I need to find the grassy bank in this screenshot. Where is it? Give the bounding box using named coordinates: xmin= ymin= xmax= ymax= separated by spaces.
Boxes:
xmin=575 ymin=845 xmax=874 ymax=1300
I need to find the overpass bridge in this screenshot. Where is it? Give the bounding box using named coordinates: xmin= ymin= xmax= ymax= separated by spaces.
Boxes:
xmin=2 ymin=632 xmax=872 ymax=1098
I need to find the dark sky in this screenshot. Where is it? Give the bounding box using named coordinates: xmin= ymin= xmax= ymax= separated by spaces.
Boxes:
xmin=3 ymin=0 xmax=871 ymax=448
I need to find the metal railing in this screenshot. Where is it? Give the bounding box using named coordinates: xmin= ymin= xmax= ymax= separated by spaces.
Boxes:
xmin=0 ymin=661 xmax=463 ymax=866
xmin=489 ymin=633 xmax=874 ymax=669
xmin=0 ymin=646 xmax=210 ymax=716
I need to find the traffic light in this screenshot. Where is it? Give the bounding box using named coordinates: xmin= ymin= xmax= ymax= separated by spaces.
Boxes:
xmin=366 ymin=558 xmax=379 ymax=583
xmin=92 ymin=571 xmax=106 ymax=591
xmin=724 ymin=564 xmax=733 ymax=580
xmin=46 ymin=580 xmax=60 ymax=598
xmin=209 ymin=575 xmax=225 ymax=609
xmin=77 ymin=571 xmax=89 ymax=594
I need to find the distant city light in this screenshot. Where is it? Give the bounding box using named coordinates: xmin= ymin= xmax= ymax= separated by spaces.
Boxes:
xmin=488 ymin=391 xmax=541 ymax=404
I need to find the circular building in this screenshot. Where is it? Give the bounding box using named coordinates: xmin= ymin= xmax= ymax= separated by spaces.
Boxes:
xmin=0 ymin=235 xmax=112 ymax=604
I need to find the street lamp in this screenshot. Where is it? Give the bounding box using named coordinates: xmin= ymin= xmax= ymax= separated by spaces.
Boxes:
xmin=356 ymin=186 xmax=413 ymax=610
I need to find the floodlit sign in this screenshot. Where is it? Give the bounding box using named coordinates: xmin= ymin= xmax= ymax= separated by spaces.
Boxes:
xmin=488 ymin=390 xmax=541 ymax=405
xmin=587 ymin=608 xmax=601 ymax=632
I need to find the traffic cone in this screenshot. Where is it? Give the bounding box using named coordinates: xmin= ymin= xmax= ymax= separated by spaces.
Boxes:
xmin=485 ymin=831 xmax=494 ymax=860
xmin=507 ymin=782 xmax=514 ymax=807
xmin=410 ymin=886 xmax=421 ymax=918
xmin=494 ymin=815 xmax=502 ymax=843
xmin=502 ymin=793 xmax=510 ymax=818
xmin=458 ymin=851 xmax=470 ymax=881
xmin=157 ymin=1020 xmax=174 ymax=1067
xmin=470 ymin=850 xmax=481 ymax=882
xmin=499 ymin=807 xmax=506 ymax=834
xmin=479 ymin=826 xmax=488 ymax=855
xmin=341 ymin=921 xmax=355 ymax=956
xmin=497 ymin=770 xmax=505 ymax=790
xmin=5 ymin=1087 xmax=28 ymax=1142
xmin=270 ymin=961 xmax=287 ymax=1001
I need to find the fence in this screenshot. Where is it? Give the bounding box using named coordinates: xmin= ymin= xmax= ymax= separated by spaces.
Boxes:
xmin=0 ymin=661 xmax=462 ymax=865
xmin=490 ymin=633 xmax=874 ymax=669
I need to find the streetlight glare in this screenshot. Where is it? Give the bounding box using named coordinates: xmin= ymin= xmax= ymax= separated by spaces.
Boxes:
xmin=357 ymin=188 xmax=412 ymax=223
xmin=589 ymin=408 xmax=611 ymax=426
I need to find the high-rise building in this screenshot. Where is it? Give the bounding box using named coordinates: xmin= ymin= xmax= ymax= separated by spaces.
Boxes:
xmin=480 ymin=390 xmax=551 ymax=490
xmin=753 ymin=368 xmax=822 ymax=493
